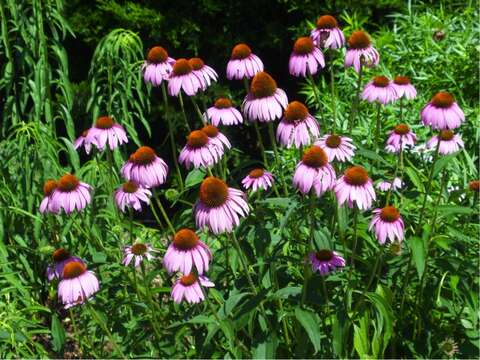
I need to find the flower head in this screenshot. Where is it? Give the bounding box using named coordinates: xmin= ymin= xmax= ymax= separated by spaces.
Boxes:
xmin=163 ymin=229 xmax=212 ymax=275
xmin=143 ymin=46 xmax=175 ymax=86
xmin=201 ymin=125 xmax=231 ymax=152
xmin=226 ymin=43 xmax=264 ymax=80
xmin=204 ymin=97 xmax=243 ymax=126
xmin=50 ymin=174 xmax=92 ymax=214
xmin=179 ymin=130 xmax=222 ymax=169
xmin=114 ymin=181 xmax=151 ymax=212
xmin=293 ymin=146 xmax=336 ymax=197
xmin=242 ymin=72 xmax=288 ymax=122
xmin=309 ymin=250 xmax=346 ymax=275
xmin=362 ymin=76 xmax=397 ymax=104
xmin=241 ymin=168 xmax=274 ymax=192
xmin=121 ymin=146 xmax=169 ymax=188
xmin=171 ymin=274 xmax=214 ymax=304
xmin=74 ymin=130 xmax=93 ymax=154
xmin=392 ymin=76 xmax=416 ymax=100
xmin=315 ymin=134 xmax=356 ymax=162
xmin=188 ymin=57 xmax=218 ymax=90
xmin=289 ymin=37 xmax=325 ymax=77
xmin=385 ymin=123 xmax=417 ymax=153
xmin=86 ymin=116 xmax=128 ymax=151
xmin=122 ymin=243 xmax=156 ymax=268
xmin=277 ymin=101 xmax=319 ymax=148
xmin=194 ymin=177 xmax=249 ymax=234
xmin=376 ymin=178 xmax=403 ymax=192
xmin=335 ymin=166 xmax=376 ymax=210
xmin=46 ymin=248 xmax=84 ymax=281
xmin=168 ymin=58 xmax=203 ymax=96
xmin=421 ymin=92 xmax=465 ymax=130
xmin=439 ymin=338 xmax=459 ymax=358
xmin=469 ymin=180 xmax=480 ymax=192
xmin=40 ymin=179 xmax=59 ymax=214
xmin=426 ymin=130 xmax=464 ymax=155
xmin=369 ymin=206 xmax=404 ymax=244
xmin=58 ymin=261 xmax=99 ymax=309
xmin=311 ymin=15 xmax=345 ymax=49
xmin=345 ymin=31 xmax=379 ymax=73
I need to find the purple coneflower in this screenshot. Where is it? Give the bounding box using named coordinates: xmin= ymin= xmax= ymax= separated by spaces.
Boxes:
xmin=74 ymin=130 xmax=92 ymax=154
xmin=311 ymin=15 xmax=345 ymax=49
xmin=121 ymin=146 xmax=169 ymax=188
xmin=242 ymin=168 xmax=274 ymax=192
xmin=421 ymin=92 xmax=465 ymax=130
xmin=385 ymin=123 xmax=417 ymax=153
xmin=242 ymin=72 xmax=288 ymax=122
xmin=376 ymin=178 xmax=403 ymax=192
xmin=201 ymin=125 xmax=231 ymax=152
xmin=114 ymin=181 xmax=151 ymax=212
xmin=194 ymin=177 xmax=249 ymax=234
xmin=50 ymin=174 xmax=92 ymax=214
xmin=369 ymin=206 xmax=404 ymax=245
xmin=427 ymin=130 xmax=464 ymax=155
xmin=345 ymin=31 xmax=379 ymax=73
xmin=179 ymin=130 xmax=222 ymax=169
xmin=46 ymin=248 xmax=84 ymax=281
xmin=168 ymin=58 xmax=203 ymax=97
xmin=226 ymin=43 xmax=263 ymax=80
xmin=58 ymin=261 xmax=99 ymax=309
xmin=277 ymin=101 xmax=319 ymax=148
xmin=392 ymin=76 xmax=416 ymax=100
xmin=309 ymin=250 xmax=346 ymax=275
xmin=293 ymin=146 xmax=336 ymax=197
xmin=163 ymin=229 xmax=212 ymax=275
xmin=171 ymin=273 xmax=214 ymax=304
xmin=205 ymin=98 xmax=243 ymax=126
xmin=143 ymin=46 xmax=175 ymax=86
xmin=289 ymin=37 xmax=325 ymax=77
xmin=122 ymin=243 xmax=156 ymax=268
xmin=315 ymin=134 xmax=356 ymax=162
xmin=188 ymin=57 xmax=218 ymax=90
xmin=362 ymin=76 xmax=397 ymax=104
xmin=87 ymin=116 xmax=128 ymax=151
xmin=335 ymin=166 xmax=376 ymax=210
xmin=439 ymin=338 xmax=459 ymax=358
xmin=40 ymin=179 xmax=58 ymax=214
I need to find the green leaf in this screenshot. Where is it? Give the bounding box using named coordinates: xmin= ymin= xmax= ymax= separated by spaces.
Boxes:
xmin=51 ymin=314 xmax=65 ymax=352
xmin=294 ymin=307 xmax=321 ymax=354
xmin=433 ymin=153 xmax=457 ymax=177
xmin=253 ymin=333 xmax=278 ymax=359
xmin=436 ymin=205 xmax=474 ymax=216
xmin=353 ymin=314 xmax=370 ymax=358
xmin=356 ymin=148 xmax=390 ymax=166
xmin=404 ymin=166 xmax=424 ymax=192
xmin=272 ymin=286 xmax=301 ymax=299
xmin=60 ymin=137 xmax=80 ymax=172
xmin=410 ymin=236 xmax=426 ymax=277
xmin=185 ymin=169 xmax=205 ymax=188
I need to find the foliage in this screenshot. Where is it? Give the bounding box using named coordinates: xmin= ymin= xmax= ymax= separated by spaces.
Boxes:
xmin=0 ymin=0 xmax=478 ymax=358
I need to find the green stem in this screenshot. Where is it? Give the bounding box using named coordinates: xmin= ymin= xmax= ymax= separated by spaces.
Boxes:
xmin=253 ymin=121 xmax=269 ymax=167
xmin=385 ymin=139 xmax=403 ymax=206
xmin=178 ymin=92 xmax=192 ymax=132
xmin=191 ymin=96 xmax=206 ymax=126
xmin=330 ymin=62 xmax=337 ymax=133
xmin=140 ymin=263 xmax=163 ymax=340
xmin=374 ymin=102 xmax=382 ymax=149
xmin=307 ymin=72 xmax=323 ymax=131
xmin=350 ymin=209 xmax=359 ymax=269
xmin=153 ymin=191 xmax=175 ymax=236
xmin=348 ymin=64 xmax=363 ymax=135
xmin=267 ymin=122 xmax=288 ymax=196
xmin=87 ymin=304 xmax=126 ymax=358
xmin=162 ymin=83 xmax=184 ymax=191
